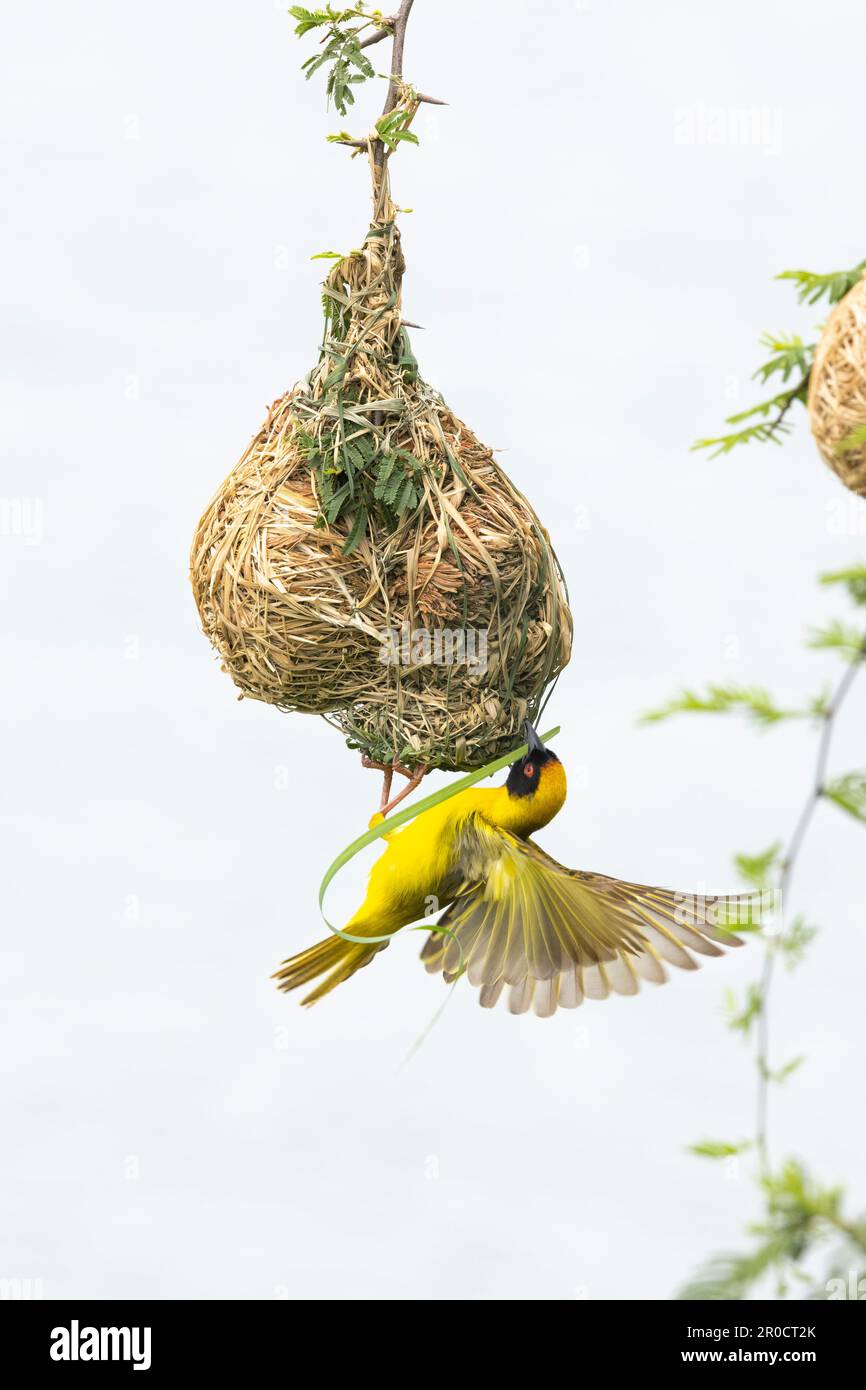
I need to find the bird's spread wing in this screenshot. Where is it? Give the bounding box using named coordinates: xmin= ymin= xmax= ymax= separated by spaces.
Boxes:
xmin=419 ymin=816 xmax=762 ymax=1016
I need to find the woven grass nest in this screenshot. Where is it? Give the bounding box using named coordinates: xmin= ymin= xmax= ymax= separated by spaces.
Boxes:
xmin=191 ymin=154 xmax=571 ymax=773
xmin=808 ymin=274 xmax=866 ymax=498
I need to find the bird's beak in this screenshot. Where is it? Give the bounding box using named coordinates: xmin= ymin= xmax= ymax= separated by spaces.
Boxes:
xmin=524 ymin=721 xmax=546 ymax=756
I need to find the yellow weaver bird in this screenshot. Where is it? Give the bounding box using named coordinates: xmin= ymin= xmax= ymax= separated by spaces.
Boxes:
xmin=274 ymin=724 xmax=760 ymax=1017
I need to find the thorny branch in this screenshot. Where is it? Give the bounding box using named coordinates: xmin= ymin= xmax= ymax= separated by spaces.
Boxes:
xmin=374 ymin=0 xmax=413 ymax=168
xmin=330 ymin=2 xmax=445 ymax=166
xmin=755 ymin=632 xmax=866 ymax=1174
xmin=359 ymin=13 xmax=396 ymax=49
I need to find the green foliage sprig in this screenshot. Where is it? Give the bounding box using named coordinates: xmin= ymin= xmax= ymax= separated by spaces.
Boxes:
xmin=820 ymin=563 xmax=866 ymax=606
xmin=679 ymin=1162 xmax=866 ymax=1301
xmin=692 ymin=258 xmax=866 ymax=459
xmin=807 ymin=619 xmax=866 ymax=662
xmin=289 ymin=5 xmax=387 ymax=115
xmin=777 ymin=262 xmax=866 ymax=307
xmin=823 ymin=771 xmax=866 ymax=823
xmin=640 ymin=684 xmax=831 ymax=727
xmin=289 ymin=2 xmax=436 ymax=158
xmin=688 ymin=1138 xmax=753 ymax=1159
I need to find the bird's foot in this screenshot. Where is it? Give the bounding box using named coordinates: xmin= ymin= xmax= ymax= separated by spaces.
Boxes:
xmin=361 ymin=754 xmax=394 ymax=811
xmin=381 ymin=762 xmax=428 ymax=818
xmin=362 ymin=754 xmax=428 ymax=818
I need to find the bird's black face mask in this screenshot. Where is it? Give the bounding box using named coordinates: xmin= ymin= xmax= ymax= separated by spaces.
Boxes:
xmin=506 ymin=723 xmax=558 ymax=799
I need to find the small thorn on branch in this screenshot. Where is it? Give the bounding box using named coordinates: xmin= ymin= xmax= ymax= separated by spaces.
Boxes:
xmin=416 ymin=93 xmax=448 ymax=106
xmin=400 ymin=319 xmax=425 ymax=329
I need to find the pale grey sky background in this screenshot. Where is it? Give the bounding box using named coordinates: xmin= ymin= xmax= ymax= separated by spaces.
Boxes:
xmin=2 ymin=0 xmax=865 ymax=1299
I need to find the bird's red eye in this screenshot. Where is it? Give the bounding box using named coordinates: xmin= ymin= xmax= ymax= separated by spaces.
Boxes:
xmin=524 ymin=763 xmax=534 ymax=777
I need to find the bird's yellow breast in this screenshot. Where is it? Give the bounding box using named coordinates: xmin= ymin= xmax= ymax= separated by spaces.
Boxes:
xmin=357 ymin=760 xmax=568 ymax=925
xmin=361 ymin=797 xmax=463 ymax=921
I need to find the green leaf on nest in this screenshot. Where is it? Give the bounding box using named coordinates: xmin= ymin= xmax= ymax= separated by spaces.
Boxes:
xmin=835 ymin=423 xmax=866 ymax=455
xmin=341 ymin=504 xmax=368 ymax=555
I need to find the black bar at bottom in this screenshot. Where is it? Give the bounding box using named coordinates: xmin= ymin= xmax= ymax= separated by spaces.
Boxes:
xmin=3 ymin=1295 xmax=859 ymax=1375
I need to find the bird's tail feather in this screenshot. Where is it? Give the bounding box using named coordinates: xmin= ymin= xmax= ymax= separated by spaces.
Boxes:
xmin=272 ymin=919 xmax=388 ymax=1005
